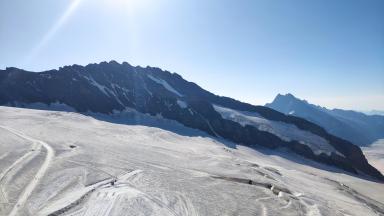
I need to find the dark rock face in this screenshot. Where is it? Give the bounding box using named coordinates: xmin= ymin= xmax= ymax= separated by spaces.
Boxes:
xmin=1 ymin=61 xmax=383 ymax=181
xmin=266 ymin=93 xmax=384 ymax=146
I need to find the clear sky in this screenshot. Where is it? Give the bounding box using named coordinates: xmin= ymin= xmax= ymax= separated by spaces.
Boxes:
xmin=1 ymin=0 xmax=383 ymax=110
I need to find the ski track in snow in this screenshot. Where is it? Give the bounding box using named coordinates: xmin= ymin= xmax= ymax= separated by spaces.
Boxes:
xmin=0 ymin=126 xmax=55 ymax=216
xmin=0 ymin=141 xmax=38 ymax=204
xmin=45 ymin=169 xmax=191 ymax=216
xmin=0 ymin=106 xmax=383 ymax=216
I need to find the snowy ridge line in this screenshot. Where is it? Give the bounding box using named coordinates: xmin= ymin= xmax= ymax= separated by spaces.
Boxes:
xmin=82 ymin=75 xmax=110 ymax=97
xmin=0 ymin=126 xmax=55 ymax=216
xmin=82 ymin=74 xmax=127 ymax=107
xmin=213 ymin=104 xmax=343 ymax=157
xmin=147 ymin=74 xmax=183 ymax=97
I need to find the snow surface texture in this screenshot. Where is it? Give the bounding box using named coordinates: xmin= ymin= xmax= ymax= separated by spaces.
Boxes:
xmin=147 ymin=75 xmax=183 ymax=97
xmin=176 ymin=100 xmax=188 ymax=109
xmin=213 ymin=105 xmax=343 ymax=156
xmin=363 ymin=139 xmax=384 ymax=174
xmin=0 ymin=106 xmax=383 ymax=216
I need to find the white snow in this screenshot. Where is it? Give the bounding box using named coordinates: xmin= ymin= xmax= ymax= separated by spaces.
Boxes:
xmin=362 ymin=139 xmax=384 ymax=174
xmin=0 ymin=126 xmax=55 ymax=216
xmin=176 ymin=100 xmax=188 ymax=109
xmin=213 ymin=105 xmax=343 ymax=156
xmin=0 ymin=106 xmax=383 ymax=216
xmin=147 ymin=75 xmax=183 ymax=97
xmin=82 ymin=75 xmax=110 ymax=97
xmin=7 ymin=101 xmax=76 ymax=112
xmin=82 ymin=75 xmax=127 ymax=106
xmin=105 ymin=85 xmax=125 ymax=107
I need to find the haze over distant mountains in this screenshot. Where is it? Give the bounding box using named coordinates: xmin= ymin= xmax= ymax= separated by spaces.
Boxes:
xmin=0 ymin=61 xmax=383 ymax=181
xmin=364 ymin=110 xmax=384 ymax=116
xmin=266 ymin=93 xmax=384 ymax=147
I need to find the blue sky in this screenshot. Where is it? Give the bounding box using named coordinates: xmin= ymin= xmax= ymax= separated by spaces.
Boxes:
xmin=1 ymin=0 xmax=383 ymax=110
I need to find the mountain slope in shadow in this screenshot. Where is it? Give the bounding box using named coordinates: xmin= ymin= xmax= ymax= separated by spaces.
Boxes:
xmin=266 ymin=93 xmax=384 ymax=147
xmin=1 ymin=61 xmax=383 ymax=181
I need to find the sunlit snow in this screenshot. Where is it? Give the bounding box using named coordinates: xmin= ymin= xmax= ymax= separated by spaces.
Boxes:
xmin=213 ymin=105 xmax=343 ymax=156
xmin=0 ymin=106 xmax=383 ymax=216
xmin=147 ymin=75 xmax=183 ymax=97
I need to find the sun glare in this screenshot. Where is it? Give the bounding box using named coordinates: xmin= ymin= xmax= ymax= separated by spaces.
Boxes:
xmin=23 ymin=0 xmax=84 ymax=66
xmin=101 ymin=0 xmax=150 ymax=11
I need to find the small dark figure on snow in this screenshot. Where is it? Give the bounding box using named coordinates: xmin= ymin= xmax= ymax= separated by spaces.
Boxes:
xmin=111 ymin=179 xmax=117 ymax=186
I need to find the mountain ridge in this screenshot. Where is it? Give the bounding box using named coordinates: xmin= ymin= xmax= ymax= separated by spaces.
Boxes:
xmin=266 ymin=93 xmax=384 ymax=147
xmin=1 ymin=61 xmax=383 ymax=181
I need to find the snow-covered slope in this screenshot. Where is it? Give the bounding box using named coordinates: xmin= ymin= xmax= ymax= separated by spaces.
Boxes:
xmin=213 ymin=105 xmax=343 ymax=156
xmin=266 ymin=93 xmax=384 ymax=146
xmin=147 ymin=75 xmax=183 ymax=97
xmin=363 ymin=139 xmax=384 ymax=174
xmin=1 ymin=63 xmax=382 ymax=180
xmin=0 ymin=106 xmax=383 ymax=216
